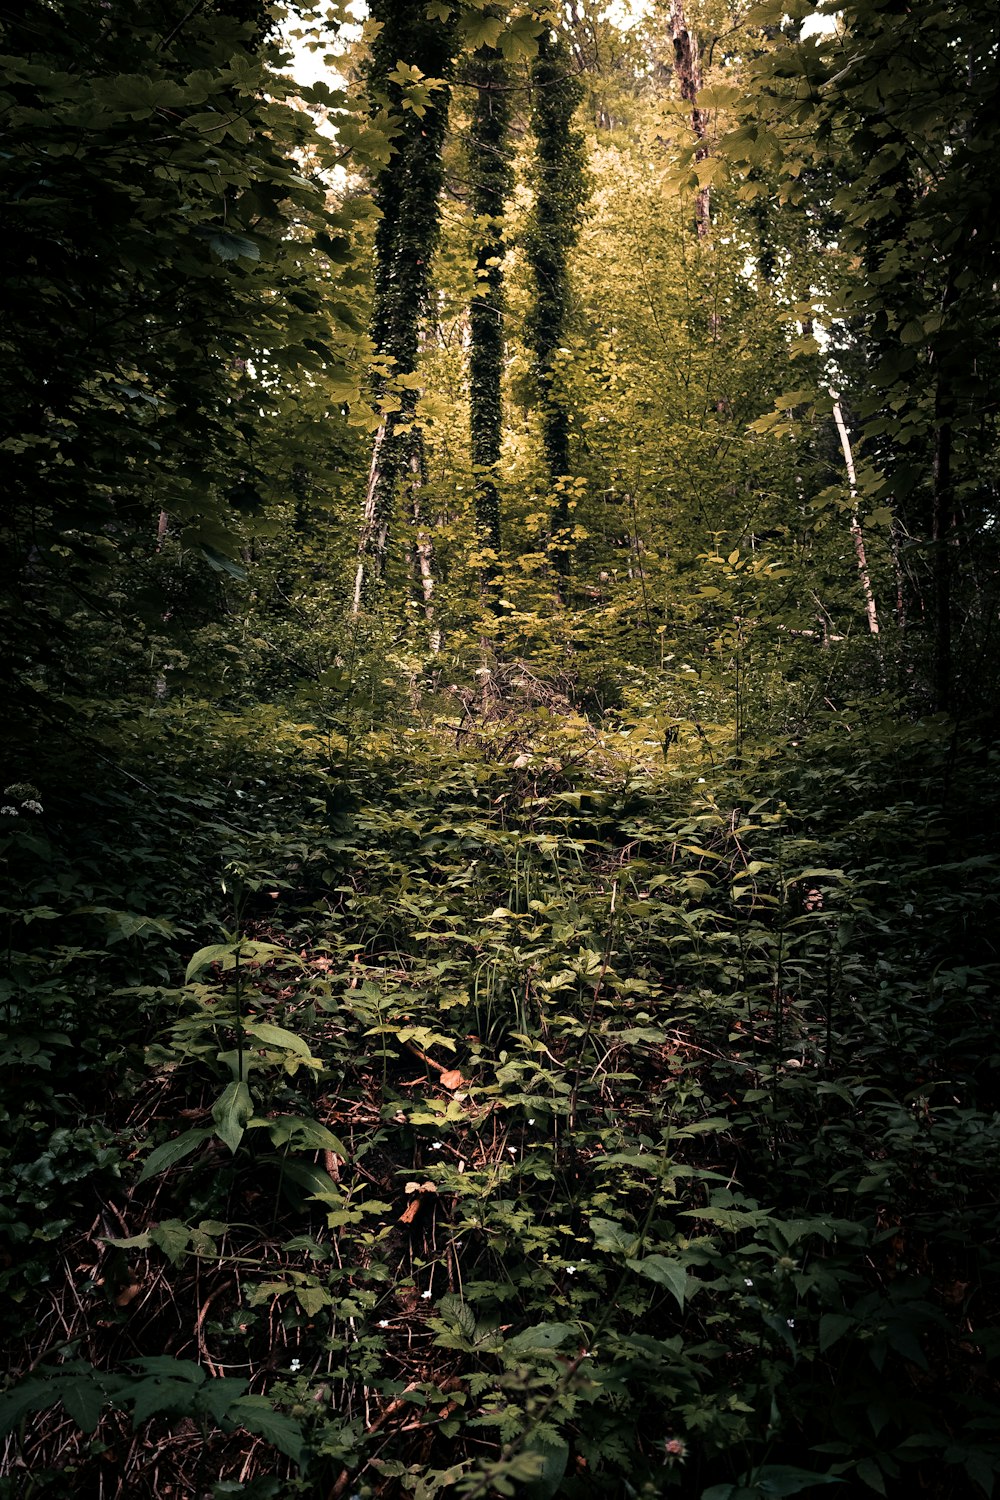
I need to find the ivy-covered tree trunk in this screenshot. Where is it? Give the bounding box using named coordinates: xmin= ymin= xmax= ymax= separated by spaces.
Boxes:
xmin=526 ymin=29 xmax=587 ymax=587
xmin=352 ymin=2 xmax=456 ymax=614
xmin=669 ymin=0 xmax=710 ymax=236
xmin=467 ymin=25 xmax=512 ymax=587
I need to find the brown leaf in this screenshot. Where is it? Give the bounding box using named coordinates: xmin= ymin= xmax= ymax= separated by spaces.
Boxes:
xmin=440 ymin=1069 xmax=464 ymax=1091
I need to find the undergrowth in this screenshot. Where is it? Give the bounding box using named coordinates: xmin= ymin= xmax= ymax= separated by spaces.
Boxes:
xmin=1 ymin=690 xmax=998 ymax=1499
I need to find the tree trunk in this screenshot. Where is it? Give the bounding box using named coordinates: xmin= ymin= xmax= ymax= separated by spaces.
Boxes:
xmin=526 ymin=29 xmax=587 ymax=588
xmin=831 ymin=396 xmax=881 ymax=639
xmin=468 ymin=23 xmax=512 ymax=592
xmin=351 ymin=2 xmax=456 ymax=611
xmin=670 ymin=0 xmax=710 ymax=236
xmin=932 ymin=407 xmax=954 ymax=712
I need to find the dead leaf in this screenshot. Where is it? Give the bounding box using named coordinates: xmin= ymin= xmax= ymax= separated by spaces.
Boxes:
xmin=440 ymin=1069 xmax=464 ymax=1091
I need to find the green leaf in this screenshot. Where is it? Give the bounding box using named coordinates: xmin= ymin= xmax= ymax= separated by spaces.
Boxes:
xmin=104 ymin=1230 xmax=153 ymax=1251
xmin=0 ymin=1379 xmax=59 ymax=1438
xmin=461 ymin=14 xmax=503 ymax=50
xmin=750 ymin=1466 xmax=843 ymax=1495
xmin=525 ymin=1437 xmax=570 ymax=1498
xmin=226 ymin=1395 xmax=306 ymax=1465
xmin=244 ymin=1021 xmax=316 ymax=1059
xmin=212 ymin=1080 xmax=253 ymax=1153
xmin=185 ymin=942 xmax=240 ymax=982
xmin=130 ymin=1357 xmax=205 ymax=1382
xmin=498 ymin=16 xmax=543 ymax=62
xmin=590 ymin=1216 xmax=639 ymax=1256
xmin=296 ymin=1282 xmax=333 ymax=1315
xmin=196 ymin=1377 xmax=251 ymax=1424
xmin=150 ymin=1219 xmax=193 ymax=1266
xmin=209 ymin=231 xmax=261 ymax=262
xmin=201 ymin=545 xmax=247 ymax=580
xmin=59 ymin=1376 xmax=108 ymax=1434
xmin=819 ymin=1313 xmax=854 ymax=1352
xmin=626 ymin=1254 xmax=690 ymax=1309
xmin=267 ymin=1114 xmax=348 ymax=1156
xmin=856 ymin=1459 xmax=887 ymax=1495
xmin=139 ymin=1127 xmax=213 ymax=1183
xmin=504 ymin=1323 xmax=577 ymax=1357
xmin=185 ymin=940 xmax=295 ymax=983
xmin=130 ymin=1377 xmax=201 ymax=1427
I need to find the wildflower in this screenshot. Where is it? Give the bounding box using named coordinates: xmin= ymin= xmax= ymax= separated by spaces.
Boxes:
xmin=289 ymin=1358 xmax=301 ymax=1373
xmin=0 ymin=807 xmax=17 ymax=817
xmin=528 ymin=1118 xmax=535 ymax=1124
xmin=421 ymin=1290 xmax=432 ymax=1300
xmin=566 ymin=1265 xmax=576 ymax=1275
xmin=744 ymin=1278 xmax=753 ymax=1287
xmin=786 ymin=1318 xmax=795 ymax=1328
xmin=23 ymin=800 xmax=42 ymax=815
xmin=377 ymin=1319 xmax=390 ymax=1328
xmin=665 ymin=1438 xmax=686 ymax=1459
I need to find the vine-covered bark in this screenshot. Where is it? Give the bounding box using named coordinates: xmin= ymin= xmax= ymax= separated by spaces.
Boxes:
xmin=467 ymin=24 xmax=512 ymax=577
xmin=525 ymin=28 xmax=587 ymax=584
xmin=353 ymin=1 xmax=457 ymax=613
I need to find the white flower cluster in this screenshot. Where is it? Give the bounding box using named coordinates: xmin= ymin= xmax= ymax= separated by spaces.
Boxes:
xmin=2 ymin=784 xmax=43 ymax=817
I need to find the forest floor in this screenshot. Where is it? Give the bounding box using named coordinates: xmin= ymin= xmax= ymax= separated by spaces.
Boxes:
xmin=2 ymin=689 xmax=999 ymax=1499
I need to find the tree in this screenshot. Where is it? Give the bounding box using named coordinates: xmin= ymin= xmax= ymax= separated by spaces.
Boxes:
xmin=524 ymin=24 xmax=588 ymax=586
xmin=722 ymin=0 xmax=1000 ymax=711
xmin=467 ymin=13 xmax=513 ymax=580
xmin=0 ymin=0 xmax=367 ymax=725
xmin=352 ymin=1 xmax=458 ymax=613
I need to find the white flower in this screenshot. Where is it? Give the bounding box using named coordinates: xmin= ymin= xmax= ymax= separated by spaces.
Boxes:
xmin=421 ymin=1290 xmax=432 ymax=1300
xmin=0 ymin=807 xmax=17 ymax=817
xmin=23 ymin=800 xmax=42 ymax=815
xmin=786 ymin=1318 xmax=795 ymax=1328
xmin=528 ymin=1118 xmax=535 ymax=1125
xmin=289 ymin=1358 xmax=301 ymax=1372
xmin=377 ymin=1319 xmax=390 ymax=1328
xmin=507 ymin=1147 xmax=517 ymax=1156
xmin=744 ymin=1278 xmax=754 ymax=1287
xmin=430 ymin=1141 xmax=442 ymax=1150
xmin=566 ymin=1266 xmax=576 ymax=1275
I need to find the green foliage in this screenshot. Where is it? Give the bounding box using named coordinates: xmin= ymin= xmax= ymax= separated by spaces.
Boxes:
xmin=2 ymin=2 xmax=1000 ymax=1497
xmin=0 ymin=1357 xmax=305 ymax=1465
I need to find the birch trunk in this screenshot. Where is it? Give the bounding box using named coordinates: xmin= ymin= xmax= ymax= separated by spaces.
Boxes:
xmin=831 ymin=395 xmax=881 ymax=638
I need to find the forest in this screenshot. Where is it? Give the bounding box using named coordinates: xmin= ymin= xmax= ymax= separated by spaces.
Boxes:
xmin=1 ymin=0 xmax=999 ymax=1495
